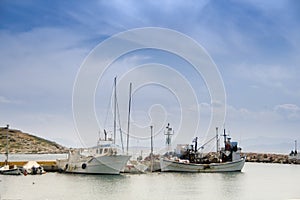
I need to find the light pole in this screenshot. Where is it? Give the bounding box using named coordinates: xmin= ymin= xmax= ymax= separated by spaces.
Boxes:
xmin=150 ymin=125 xmax=153 ymax=173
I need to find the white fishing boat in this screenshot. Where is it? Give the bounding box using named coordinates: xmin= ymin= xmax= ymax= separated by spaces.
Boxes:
xmin=57 ymin=77 xmax=131 ymax=174
xmin=288 ymin=140 xmax=300 ymax=164
xmin=57 ymin=136 xmax=130 ymax=175
xmin=160 ymin=127 xmax=246 ymax=172
xmin=0 ymin=125 xmax=22 ymax=175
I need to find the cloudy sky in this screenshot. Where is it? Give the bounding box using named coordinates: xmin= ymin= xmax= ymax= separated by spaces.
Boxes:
xmin=1 ymin=0 xmax=300 ymax=153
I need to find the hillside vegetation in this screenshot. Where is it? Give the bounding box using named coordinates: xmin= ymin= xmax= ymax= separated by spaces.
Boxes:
xmin=0 ymin=127 xmax=68 ymax=154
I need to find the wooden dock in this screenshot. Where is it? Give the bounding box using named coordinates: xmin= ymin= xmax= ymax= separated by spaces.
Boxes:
xmin=0 ymin=161 xmax=59 ymax=172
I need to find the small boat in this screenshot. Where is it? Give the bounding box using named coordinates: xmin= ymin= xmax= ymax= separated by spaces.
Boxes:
xmin=0 ymin=164 xmax=22 ymax=175
xmin=288 ymin=140 xmax=300 ymax=164
xmin=22 ymin=161 xmax=45 ymax=175
xmin=160 ymin=127 xmax=246 ymax=172
xmin=0 ymin=125 xmax=22 ymax=175
xmin=123 ymin=160 xmax=148 ymax=174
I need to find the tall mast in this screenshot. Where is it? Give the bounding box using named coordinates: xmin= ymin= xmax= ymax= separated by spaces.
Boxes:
xmin=126 ymin=83 xmax=132 ymax=155
xmin=216 ymin=127 xmax=219 ymax=153
xmin=113 ymin=77 xmax=117 ymax=144
xmin=5 ymin=124 xmax=9 ymax=164
xmin=295 ymin=140 xmax=297 ymax=152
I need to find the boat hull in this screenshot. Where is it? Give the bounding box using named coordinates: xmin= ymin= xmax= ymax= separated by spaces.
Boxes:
xmin=0 ymin=165 xmax=22 ymax=175
xmin=2 ymin=169 xmax=22 ymax=175
xmin=58 ymin=155 xmax=131 ymax=175
xmin=123 ymin=160 xmax=148 ymax=174
xmin=288 ymin=154 xmax=300 ymax=164
xmin=160 ymin=157 xmax=246 ymax=173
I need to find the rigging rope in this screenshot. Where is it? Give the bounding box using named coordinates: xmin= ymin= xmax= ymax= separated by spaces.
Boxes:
xmin=116 ymin=94 xmax=124 ymax=153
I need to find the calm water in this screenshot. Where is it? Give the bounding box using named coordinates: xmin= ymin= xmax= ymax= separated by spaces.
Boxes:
xmin=1 ymin=162 xmax=300 ymax=200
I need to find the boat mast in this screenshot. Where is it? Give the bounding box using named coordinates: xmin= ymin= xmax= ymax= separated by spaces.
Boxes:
xmin=126 ymin=83 xmax=132 ymax=155
xmin=216 ymin=127 xmax=219 ymax=153
xmin=295 ymin=140 xmax=297 ymax=152
xmin=5 ymin=124 xmax=9 ymax=165
xmin=194 ymin=137 xmax=198 ymax=152
xmin=113 ymin=77 xmax=117 ymax=144
xmin=223 ymin=128 xmax=227 ymax=147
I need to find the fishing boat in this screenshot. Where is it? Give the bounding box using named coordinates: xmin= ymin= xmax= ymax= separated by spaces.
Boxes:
xmin=288 ymin=140 xmax=300 ymax=164
xmin=57 ymin=134 xmax=130 ymax=175
xmin=0 ymin=125 xmax=22 ymax=175
xmin=160 ymin=127 xmax=246 ymax=172
xmin=57 ymin=77 xmax=130 ymax=174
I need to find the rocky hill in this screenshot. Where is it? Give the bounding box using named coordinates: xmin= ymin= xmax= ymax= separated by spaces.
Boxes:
xmin=0 ymin=127 xmax=69 ymax=154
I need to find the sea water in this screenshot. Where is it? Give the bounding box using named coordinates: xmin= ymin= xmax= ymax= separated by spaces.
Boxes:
xmin=0 ymin=158 xmax=300 ymax=200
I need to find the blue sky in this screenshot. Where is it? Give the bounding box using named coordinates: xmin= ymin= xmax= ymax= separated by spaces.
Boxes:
xmin=1 ymin=0 xmax=300 ymax=153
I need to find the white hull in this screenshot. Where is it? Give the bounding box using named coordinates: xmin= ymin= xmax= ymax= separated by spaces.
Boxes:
xmin=58 ymin=155 xmax=130 ymax=175
xmin=0 ymin=165 xmax=22 ymax=175
xmin=160 ymin=157 xmax=246 ymax=172
xmin=288 ymin=154 xmax=300 ymax=164
xmin=123 ymin=161 xmax=148 ymax=174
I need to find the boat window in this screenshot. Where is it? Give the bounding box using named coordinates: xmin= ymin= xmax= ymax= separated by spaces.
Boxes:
xmin=104 ymin=148 xmax=108 ymax=154
xmin=100 ymin=148 xmax=103 ymax=154
xmin=96 ymin=149 xmax=99 ymax=154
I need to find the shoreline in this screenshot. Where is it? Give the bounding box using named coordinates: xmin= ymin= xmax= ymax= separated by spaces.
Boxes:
xmin=1 ymin=151 xmax=298 ymax=165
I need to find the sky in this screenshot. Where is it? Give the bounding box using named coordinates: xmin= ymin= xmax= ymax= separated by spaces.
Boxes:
xmin=0 ymin=0 xmax=300 ymax=153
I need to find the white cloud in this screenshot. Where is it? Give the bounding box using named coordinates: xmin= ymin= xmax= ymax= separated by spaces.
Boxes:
xmin=0 ymin=96 xmax=12 ymax=104
xmin=274 ymin=104 xmax=300 ymax=120
xmin=237 ymin=64 xmax=290 ymax=83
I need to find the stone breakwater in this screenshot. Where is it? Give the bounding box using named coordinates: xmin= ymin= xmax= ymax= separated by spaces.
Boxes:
xmin=243 ymin=152 xmax=291 ymax=164
xmin=203 ymin=152 xmax=295 ymax=164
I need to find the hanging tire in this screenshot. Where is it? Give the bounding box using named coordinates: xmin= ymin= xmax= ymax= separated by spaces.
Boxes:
xmin=82 ymin=163 xmax=87 ymax=169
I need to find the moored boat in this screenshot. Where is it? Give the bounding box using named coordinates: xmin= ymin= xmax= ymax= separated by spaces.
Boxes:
xmin=57 ymin=135 xmax=130 ymax=175
xmin=22 ymin=161 xmax=46 ymax=175
xmin=123 ymin=160 xmax=148 ymax=174
xmin=0 ymin=125 xmax=22 ymax=175
xmin=160 ymin=156 xmax=245 ymax=172
xmin=160 ymin=127 xmax=246 ymax=172
xmin=288 ymin=140 xmax=300 ymax=164
xmin=0 ymin=164 xmax=22 ymax=175
xmin=57 ymin=77 xmax=131 ymax=174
